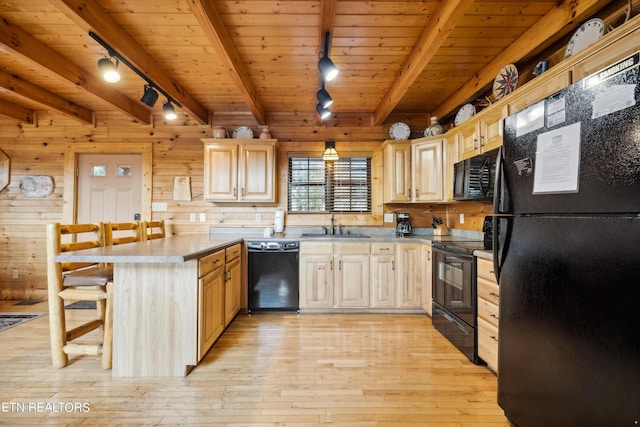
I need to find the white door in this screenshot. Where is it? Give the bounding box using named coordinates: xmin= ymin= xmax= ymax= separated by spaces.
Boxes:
xmin=77 ymin=154 xmax=142 ymax=224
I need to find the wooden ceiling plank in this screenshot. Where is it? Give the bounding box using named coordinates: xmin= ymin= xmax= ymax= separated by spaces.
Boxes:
xmin=0 ymin=97 xmax=34 ymax=124
xmin=50 ymin=0 xmax=210 ymax=125
xmin=0 ymin=69 xmax=92 ymax=124
xmin=433 ymin=0 xmax=614 ymax=119
xmin=373 ymin=0 xmax=475 ymax=125
xmin=188 ymin=0 xmax=266 ymax=125
xmin=0 ymin=18 xmax=150 ymax=124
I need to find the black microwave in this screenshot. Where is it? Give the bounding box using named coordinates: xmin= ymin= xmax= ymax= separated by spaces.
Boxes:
xmin=453 ymin=151 xmax=497 ymax=201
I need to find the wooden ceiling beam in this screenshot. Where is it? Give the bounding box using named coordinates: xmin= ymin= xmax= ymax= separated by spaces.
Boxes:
xmin=189 ymin=0 xmax=267 ymax=125
xmin=0 ymin=18 xmax=150 ymax=125
xmin=433 ymin=0 xmax=613 ymax=119
xmin=0 ymin=97 xmax=34 ymax=124
xmin=0 ymin=69 xmax=93 ymax=124
xmin=373 ymin=0 xmax=474 ymax=126
xmin=51 ymin=0 xmax=210 ymax=125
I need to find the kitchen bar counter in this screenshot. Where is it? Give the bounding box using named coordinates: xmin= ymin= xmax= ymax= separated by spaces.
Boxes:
xmin=56 ymin=235 xmax=243 ymax=377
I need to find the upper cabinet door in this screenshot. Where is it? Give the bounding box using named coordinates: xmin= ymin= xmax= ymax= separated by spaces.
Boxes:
xmin=412 ymin=139 xmax=443 ymax=201
xmin=239 ymin=143 xmax=276 ymax=202
xmin=203 ymin=139 xmax=277 ymax=203
xmin=203 ymin=143 xmax=238 ymax=201
xmin=382 ymin=141 xmax=412 ymax=203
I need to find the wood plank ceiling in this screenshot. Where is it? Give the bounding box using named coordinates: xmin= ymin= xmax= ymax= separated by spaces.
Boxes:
xmin=0 ymin=0 xmax=629 ymax=134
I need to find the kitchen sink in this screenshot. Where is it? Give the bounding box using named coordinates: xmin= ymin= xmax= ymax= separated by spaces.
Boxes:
xmin=300 ymin=233 xmax=370 ymax=239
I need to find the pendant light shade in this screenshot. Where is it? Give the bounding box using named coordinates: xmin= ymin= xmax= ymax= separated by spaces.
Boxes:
xmin=322 ymin=140 xmax=339 ymax=161
xmin=316 ymin=103 xmax=331 ymax=120
xmin=163 ymin=100 xmax=177 ymax=120
xmin=317 ymin=88 xmax=333 ymax=108
xmin=140 ymin=84 xmax=159 ymax=107
xmin=318 ymin=56 xmax=339 ymax=82
xmin=98 ymin=57 xmax=120 ymax=83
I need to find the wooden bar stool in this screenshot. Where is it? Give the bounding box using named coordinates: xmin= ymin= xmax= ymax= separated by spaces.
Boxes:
xmin=46 ymin=223 xmax=114 ymax=369
xmin=104 ymin=221 xmax=142 ymax=246
xmin=141 ymin=220 xmax=166 ymax=241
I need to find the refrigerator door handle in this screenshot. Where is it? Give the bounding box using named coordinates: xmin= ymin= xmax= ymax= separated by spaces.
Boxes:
xmin=493 ymin=146 xmax=505 ymax=214
xmin=492 ymin=215 xmax=500 ymax=282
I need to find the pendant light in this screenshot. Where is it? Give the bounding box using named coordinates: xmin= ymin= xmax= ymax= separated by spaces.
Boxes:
xmin=318 ymin=32 xmax=339 ymax=82
xmin=316 ymin=103 xmax=331 ymax=120
xmin=163 ymin=100 xmax=177 ymax=120
xmin=140 ymin=84 xmax=159 ymax=107
xmin=322 ymin=140 xmax=339 ymax=161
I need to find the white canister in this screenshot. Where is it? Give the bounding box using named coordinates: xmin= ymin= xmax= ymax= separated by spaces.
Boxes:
xmin=274 ymin=209 xmax=285 ymax=233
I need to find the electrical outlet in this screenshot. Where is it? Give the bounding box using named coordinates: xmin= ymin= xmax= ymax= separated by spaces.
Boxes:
xmin=255 ymin=213 xmax=261 ymax=222
xmin=12 ymin=269 xmax=18 ymax=279
xmin=384 ymin=213 xmax=394 ymax=223
xmin=199 ymin=213 xmax=206 ymax=222
xmin=152 ymin=202 xmax=168 ymax=212
xmin=459 ymin=213 xmax=465 ymax=224
xmin=189 ymin=213 xmax=196 ymax=222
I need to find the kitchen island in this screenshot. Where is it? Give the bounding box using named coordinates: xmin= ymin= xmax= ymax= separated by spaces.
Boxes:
xmin=56 ymin=234 xmax=243 ymax=377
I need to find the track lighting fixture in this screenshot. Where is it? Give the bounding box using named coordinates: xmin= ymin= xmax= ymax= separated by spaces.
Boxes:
xmin=140 ymin=84 xmax=159 ymax=107
xmin=322 ymin=140 xmax=339 ymax=161
xmin=98 ymin=56 xmax=120 ymax=83
xmin=89 ymin=31 xmax=182 ymax=118
xmin=318 ymin=32 xmax=338 ymax=82
xmin=316 ymin=103 xmax=331 ymax=120
xmin=163 ymin=100 xmax=177 ymax=120
xmin=317 ymin=87 xmax=333 ymax=109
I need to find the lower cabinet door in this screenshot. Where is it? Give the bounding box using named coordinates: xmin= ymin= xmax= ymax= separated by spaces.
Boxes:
xmin=224 ymin=257 xmax=241 ymax=326
xmin=198 ymin=267 xmax=225 ymax=361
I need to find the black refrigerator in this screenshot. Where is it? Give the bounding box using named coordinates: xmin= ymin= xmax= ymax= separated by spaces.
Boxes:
xmin=494 ymin=52 xmax=640 ymax=427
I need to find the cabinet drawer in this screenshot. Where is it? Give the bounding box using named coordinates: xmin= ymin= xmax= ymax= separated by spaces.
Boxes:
xmin=335 ymin=242 xmax=370 ymax=255
xmin=199 ymin=250 xmax=225 ymax=277
xmin=477 ymin=277 xmax=499 ymax=305
xmin=225 ymin=243 xmax=242 ymax=261
xmin=478 ymin=317 xmax=499 ymax=372
xmin=477 ymin=258 xmax=497 ymax=283
xmin=300 ymin=242 xmax=333 ymax=255
xmin=371 ymin=243 xmax=395 ymax=255
xmin=478 ymin=296 xmax=499 ymax=327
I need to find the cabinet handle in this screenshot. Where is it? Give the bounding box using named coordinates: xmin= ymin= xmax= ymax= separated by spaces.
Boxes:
xmin=473 ymin=138 xmax=478 ymax=149
xmin=330 ymin=260 xmax=333 ymax=270
xmin=407 ymin=188 xmax=411 ymax=197
xmin=428 ymin=250 xmax=431 ymax=261
xmin=490 ymin=335 xmax=499 ymax=343
xmin=489 ymin=292 xmax=499 ymax=297
xmin=491 ymin=314 xmax=499 ymax=320
xmin=392 ymin=260 xmax=395 ymax=271
xmin=415 ymin=188 xmax=418 ymax=197
xmin=339 ymin=260 xmax=342 ymax=270
xmin=241 ymin=187 xmax=245 ymax=197
xmin=380 ymin=247 xmax=389 ymax=251
xmin=480 ymin=135 xmax=485 ymax=147
xmin=233 ymin=187 xmax=237 ymax=197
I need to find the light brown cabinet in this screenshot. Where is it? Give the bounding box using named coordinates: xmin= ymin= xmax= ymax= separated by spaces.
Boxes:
xmin=458 ymin=105 xmax=508 ymax=160
xmin=224 ymin=243 xmax=242 ymax=326
xmin=198 ymin=250 xmax=225 ymax=361
xmin=382 ymin=138 xmax=443 ymax=203
xmin=370 ymin=243 xmax=396 ymax=308
xmin=477 ymin=257 xmax=500 ymax=373
xmin=396 ymin=242 xmax=422 ymax=309
xmin=334 ymin=243 xmax=371 ymax=308
xmin=202 ymin=139 xmax=276 ymax=202
xmin=421 ymin=243 xmax=433 ymax=316
xmin=299 ymin=242 xmax=334 ymax=308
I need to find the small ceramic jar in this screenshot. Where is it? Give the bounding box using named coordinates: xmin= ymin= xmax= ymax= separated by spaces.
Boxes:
xmin=424 ymin=117 xmax=444 ymax=136
xmin=259 ymin=126 xmax=271 ymax=139
xmin=213 ymin=126 xmax=227 ymax=139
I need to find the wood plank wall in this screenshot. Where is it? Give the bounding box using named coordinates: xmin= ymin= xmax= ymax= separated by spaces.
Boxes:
xmin=0 ymin=110 xmax=483 ymax=301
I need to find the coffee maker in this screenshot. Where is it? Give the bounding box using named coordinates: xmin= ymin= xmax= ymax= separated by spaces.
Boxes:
xmin=396 ymin=213 xmax=412 ymax=237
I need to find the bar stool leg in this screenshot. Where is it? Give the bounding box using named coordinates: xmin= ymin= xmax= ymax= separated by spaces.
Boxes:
xmin=101 ymin=282 xmax=114 ymax=370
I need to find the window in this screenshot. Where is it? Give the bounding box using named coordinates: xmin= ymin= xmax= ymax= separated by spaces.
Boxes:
xmin=288 ymin=156 xmax=371 ymax=213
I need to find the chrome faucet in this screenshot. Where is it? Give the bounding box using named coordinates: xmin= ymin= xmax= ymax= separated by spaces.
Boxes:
xmin=329 ymin=213 xmax=335 ymax=235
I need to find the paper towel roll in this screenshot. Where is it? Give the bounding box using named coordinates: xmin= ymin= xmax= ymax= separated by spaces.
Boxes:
xmin=274 ymin=209 xmax=284 ymax=233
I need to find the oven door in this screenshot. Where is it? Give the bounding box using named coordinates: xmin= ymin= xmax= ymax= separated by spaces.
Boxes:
xmin=432 ymin=247 xmax=476 ymax=326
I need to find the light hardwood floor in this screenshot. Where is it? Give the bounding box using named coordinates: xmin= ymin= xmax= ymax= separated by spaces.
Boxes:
xmin=0 ymin=301 xmax=512 ymax=426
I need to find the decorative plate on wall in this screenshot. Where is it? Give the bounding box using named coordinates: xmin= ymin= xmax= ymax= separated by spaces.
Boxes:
xmin=389 ymin=122 xmax=411 ymax=140
xmin=492 ymin=64 xmax=519 ymax=100
xmin=454 ymin=103 xmax=475 ymax=126
xmin=232 ymin=126 xmax=254 ymax=139
xmin=564 ymin=18 xmax=605 ymax=58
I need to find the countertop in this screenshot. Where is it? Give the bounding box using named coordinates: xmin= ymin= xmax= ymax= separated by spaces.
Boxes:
xmin=55 ymin=228 xmax=494 ymax=263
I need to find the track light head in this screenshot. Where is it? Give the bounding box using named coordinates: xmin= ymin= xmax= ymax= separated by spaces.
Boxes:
xmin=140 ymin=84 xmax=159 ymax=107
xmin=98 ymin=57 xmax=120 ymax=83
xmin=322 ymin=140 xmax=339 ymax=161
xmin=163 ymin=100 xmax=177 ymax=120
xmin=318 ymin=56 xmax=338 ymax=82
xmin=316 ymin=103 xmax=331 ymax=120
xmin=317 ymin=88 xmax=334 ymax=108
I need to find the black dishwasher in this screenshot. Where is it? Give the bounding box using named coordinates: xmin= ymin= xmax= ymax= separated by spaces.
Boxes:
xmin=247 ymin=241 xmax=299 ymax=313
